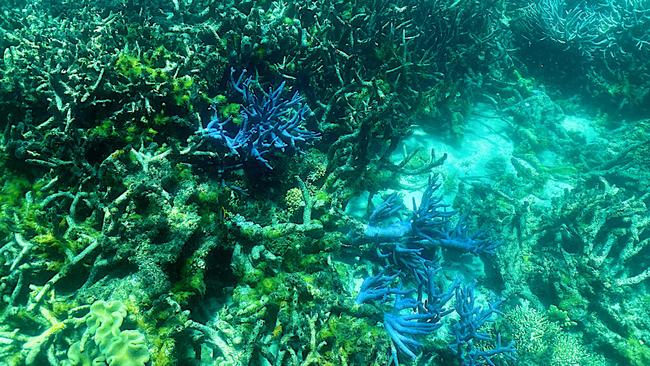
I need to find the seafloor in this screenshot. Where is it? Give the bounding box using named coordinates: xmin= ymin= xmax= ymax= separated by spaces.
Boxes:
xmin=1 ymin=1 xmax=649 ymax=365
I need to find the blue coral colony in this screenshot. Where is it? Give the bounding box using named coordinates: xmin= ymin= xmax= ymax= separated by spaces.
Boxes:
xmin=1 ymin=1 xmax=649 ymax=366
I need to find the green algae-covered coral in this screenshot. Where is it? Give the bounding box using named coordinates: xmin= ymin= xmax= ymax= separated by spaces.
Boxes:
xmin=503 ymin=303 xmax=557 ymax=362
xmin=66 ymin=300 xmax=150 ymax=366
xmin=549 ymin=334 xmax=607 ymax=366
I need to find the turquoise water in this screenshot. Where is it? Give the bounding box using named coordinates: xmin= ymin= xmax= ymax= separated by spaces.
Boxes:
xmin=1 ymin=1 xmax=648 ymax=365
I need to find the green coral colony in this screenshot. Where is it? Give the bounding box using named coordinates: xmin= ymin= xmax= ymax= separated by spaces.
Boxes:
xmin=1 ymin=0 xmax=649 ymax=365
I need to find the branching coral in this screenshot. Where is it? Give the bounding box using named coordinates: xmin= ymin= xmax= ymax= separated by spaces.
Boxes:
xmin=199 ymin=68 xmax=319 ymax=169
xmin=503 ymin=303 xmax=555 ymax=361
xmin=552 ymin=177 xmax=649 ymax=289
xmin=355 ymin=273 xmax=411 ymax=305
xmin=451 ymin=283 xmax=516 ymax=366
xmin=531 ymin=175 xmax=650 ymax=364
xmin=354 ymin=175 xmax=509 ymax=364
xmin=361 ymin=176 xmax=498 ymax=260
xmin=513 ymin=0 xmax=650 ymax=112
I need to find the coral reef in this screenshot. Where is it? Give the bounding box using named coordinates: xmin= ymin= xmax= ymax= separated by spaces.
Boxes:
xmin=528 ymin=174 xmax=650 ymax=365
xmin=1 ymin=0 xmax=649 ymax=365
xmin=511 ymin=0 xmax=650 ymax=114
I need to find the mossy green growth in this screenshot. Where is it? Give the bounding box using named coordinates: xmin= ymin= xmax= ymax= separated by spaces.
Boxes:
xmin=257 ymin=276 xmax=280 ymax=296
xmin=622 ymin=336 xmax=650 ymax=366
xmin=125 ymin=126 xmax=138 ymax=143
xmin=116 ymin=47 xmax=170 ymax=81
xmin=89 ymin=119 xmax=118 ymax=139
xmin=219 ymin=103 xmax=241 ymax=124
xmin=66 ymin=300 xmax=150 ymax=366
xmin=254 ymin=273 xmax=291 ymax=300
xmin=547 ymin=305 xmax=576 ymax=328
xmin=152 ymin=112 xmax=171 ymax=127
xmin=115 ymin=48 xmax=195 ymax=111
xmin=319 ymin=314 xmax=389 ymax=364
xmin=0 ymin=169 xmax=48 ymax=237
xmin=172 ymin=75 xmax=194 ymax=108
xmin=174 ymin=163 xmax=194 ymax=182
xmin=513 ymin=69 xmax=536 ymax=94
xmin=557 ymin=291 xmax=588 ymax=320
xmin=206 ymin=94 xmax=242 ymax=125
xmin=0 ymin=172 xmax=30 ymax=207
xmin=195 ymin=184 xmax=220 ymax=205
xmin=115 ymin=53 xmax=144 ymax=79
xmin=171 ymin=255 xmax=207 ymax=305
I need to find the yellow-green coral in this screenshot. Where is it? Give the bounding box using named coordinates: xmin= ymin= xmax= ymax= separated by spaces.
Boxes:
xmin=549 ymin=334 xmax=606 ymax=366
xmin=284 ymin=187 xmax=304 ymax=215
xmin=503 ymin=304 xmax=556 ymax=359
xmin=66 ymin=300 xmax=150 ymax=366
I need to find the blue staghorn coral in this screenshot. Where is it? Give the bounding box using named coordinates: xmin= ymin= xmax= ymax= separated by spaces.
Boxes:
xmin=362 ymin=176 xmax=498 ymax=256
xmin=200 ymin=68 xmax=319 ymax=169
xmin=451 ymin=283 xmax=516 ymax=366
xmin=356 ymin=264 xmax=457 ymax=365
xmin=355 ymin=273 xmax=411 ymax=304
xmin=361 ymin=175 xmax=498 ymax=276
xmin=355 ymin=176 xmax=514 ymax=365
